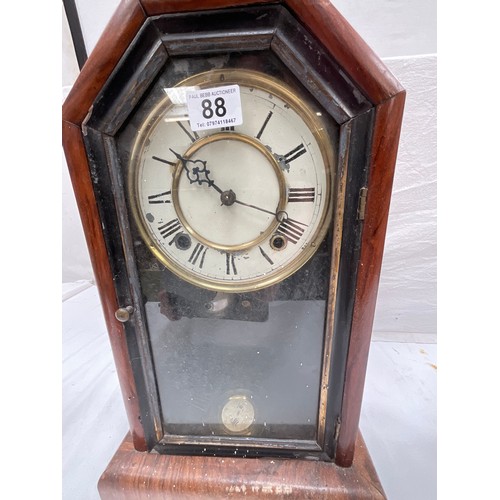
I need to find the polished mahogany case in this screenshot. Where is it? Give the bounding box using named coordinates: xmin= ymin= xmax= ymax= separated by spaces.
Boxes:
xmin=63 ymin=1 xmax=404 ymax=497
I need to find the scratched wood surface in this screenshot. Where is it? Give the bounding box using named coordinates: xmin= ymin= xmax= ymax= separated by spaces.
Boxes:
xmin=335 ymin=91 xmax=406 ymax=467
xmin=62 ymin=0 xmax=146 ymax=125
xmin=62 ymin=121 xmax=147 ymax=451
xmin=97 ymin=432 xmax=385 ymax=499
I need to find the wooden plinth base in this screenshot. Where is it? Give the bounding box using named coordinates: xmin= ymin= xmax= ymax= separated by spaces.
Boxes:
xmin=98 ymin=432 xmax=385 ymax=499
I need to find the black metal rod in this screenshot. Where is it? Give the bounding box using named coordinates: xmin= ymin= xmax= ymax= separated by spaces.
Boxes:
xmin=63 ymin=0 xmax=88 ymax=70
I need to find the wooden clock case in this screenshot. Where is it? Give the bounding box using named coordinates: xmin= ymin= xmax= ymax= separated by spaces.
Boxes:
xmin=62 ymin=0 xmax=405 ymax=497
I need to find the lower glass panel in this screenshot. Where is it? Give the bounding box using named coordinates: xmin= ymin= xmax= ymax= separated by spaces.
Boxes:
xmin=146 ymin=295 xmax=326 ymax=441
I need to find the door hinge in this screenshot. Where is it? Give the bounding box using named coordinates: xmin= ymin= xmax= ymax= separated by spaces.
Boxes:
xmin=357 ymin=187 xmax=368 ymax=221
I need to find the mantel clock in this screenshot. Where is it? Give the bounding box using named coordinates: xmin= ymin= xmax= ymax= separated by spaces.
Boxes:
xmin=62 ymin=1 xmax=405 ymax=498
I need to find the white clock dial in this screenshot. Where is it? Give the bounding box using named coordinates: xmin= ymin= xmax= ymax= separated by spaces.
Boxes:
xmin=129 ymin=70 xmax=333 ymax=292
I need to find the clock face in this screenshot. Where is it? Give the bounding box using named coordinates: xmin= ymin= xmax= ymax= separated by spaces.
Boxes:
xmin=129 ymin=69 xmax=333 ymax=292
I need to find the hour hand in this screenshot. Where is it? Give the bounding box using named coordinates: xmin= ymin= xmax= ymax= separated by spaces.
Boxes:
xmin=169 ymin=149 xmax=221 ymax=193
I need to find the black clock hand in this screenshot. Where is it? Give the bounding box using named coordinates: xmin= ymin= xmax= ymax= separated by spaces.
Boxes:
xmin=169 ymin=149 xmax=305 ymax=226
xmin=170 ymin=150 xmax=241 ymax=209
xmin=233 ymin=199 xmax=308 ymax=227
xmin=169 ymin=148 xmax=223 ymax=193
xmin=232 ymin=199 xmax=278 ymax=218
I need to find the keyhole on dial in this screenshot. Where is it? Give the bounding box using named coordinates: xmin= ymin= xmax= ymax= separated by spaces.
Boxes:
xmin=174 ymin=233 xmax=192 ymax=250
xmin=270 ymin=234 xmax=287 ymax=251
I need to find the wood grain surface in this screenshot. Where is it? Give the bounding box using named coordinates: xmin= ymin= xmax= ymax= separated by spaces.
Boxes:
xmin=98 ymin=431 xmax=386 ymax=499
xmin=140 ymin=0 xmax=274 ymax=15
xmin=139 ymin=0 xmax=403 ymax=103
xmin=62 ymin=120 xmax=147 ymax=451
xmin=286 ymin=0 xmax=403 ymax=103
xmin=62 ymin=0 xmax=405 ymax=469
xmin=335 ymin=91 xmax=406 ymax=467
xmin=62 ymin=0 xmax=146 ymax=125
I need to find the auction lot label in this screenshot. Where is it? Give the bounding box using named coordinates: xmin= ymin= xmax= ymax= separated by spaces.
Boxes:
xmin=186 ymin=85 xmax=243 ymax=131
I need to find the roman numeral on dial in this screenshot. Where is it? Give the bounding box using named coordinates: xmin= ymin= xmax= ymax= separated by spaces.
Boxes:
xmin=148 ymin=191 xmax=171 ymax=204
xmin=225 ymin=253 xmax=237 ymax=275
xmin=284 ymin=143 xmax=307 ymax=163
xmin=158 ymin=218 xmax=182 ymax=239
xmin=256 ymin=111 xmax=273 ymax=139
xmin=259 ymin=246 xmax=274 ymax=265
xmin=178 ymin=121 xmax=199 ymax=142
xmin=188 ymin=243 xmax=207 ymax=269
xmin=288 ymin=187 xmax=315 ymax=203
xmin=276 ymin=218 xmax=306 ymax=244
xmin=152 ymin=156 xmax=176 ymax=167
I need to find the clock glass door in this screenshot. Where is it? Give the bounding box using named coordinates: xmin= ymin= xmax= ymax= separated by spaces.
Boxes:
xmin=114 ymin=51 xmax=341 ymax=456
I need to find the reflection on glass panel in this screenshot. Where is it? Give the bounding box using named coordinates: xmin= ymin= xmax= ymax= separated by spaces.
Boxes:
xmin=146 ymin=297 xmax=326 ymax=440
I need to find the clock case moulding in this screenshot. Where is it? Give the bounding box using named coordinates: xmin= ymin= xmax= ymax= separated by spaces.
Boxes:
xmin=62 ymin=0 xmax=405 ymax=494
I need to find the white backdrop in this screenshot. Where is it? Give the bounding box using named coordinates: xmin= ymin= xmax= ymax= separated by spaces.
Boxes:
xmin=62 ymin=0 xmax=437 ymax=341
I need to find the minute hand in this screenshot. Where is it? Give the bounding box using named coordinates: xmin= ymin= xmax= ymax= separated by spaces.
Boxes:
xmin=233 ymin=199 xmax=308 ymax=227
xmin=233 ymin=199 xmax=277 ymax=217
